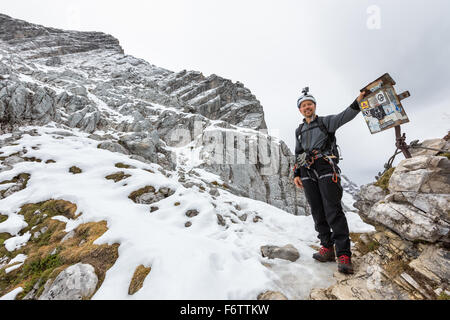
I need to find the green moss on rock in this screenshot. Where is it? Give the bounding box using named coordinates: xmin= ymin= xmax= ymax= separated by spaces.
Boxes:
xmin=128 ymin=186 xmax=156 ymax=202
xmin=19 ymin=200 xmax=78 ymax=234
xmin=115 ymin=162 xmax=134 ymax=169
xmin=15 ymin=253 xmax=63 ymax=299
xmin=374 ymin=167 xmax=395 ymax=192
xmin=105 ymin=171 xmax=131 ymax=183
xmin=0 ymin=232 xmax=10 ymax=246
xmin=23 ymin=157 xmax=42 ymax=163
xmin=437 ymin=152 xmax=450 ymax=160
xmin=69 ymin=166 xmax=82 ymax=174
xmin=0 ymin=173 xmax=30 ymax=198
xmin=0 ymin=199 xmax=119 ymax=300
xmin=438 ymin=292 xmax=450 ymax=300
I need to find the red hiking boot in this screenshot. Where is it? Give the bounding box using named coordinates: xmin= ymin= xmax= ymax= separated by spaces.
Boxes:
xmin=312 ymin=245 xmax=335 ymax=262
xmin=337 ymin=255 xmax=354 ymax=274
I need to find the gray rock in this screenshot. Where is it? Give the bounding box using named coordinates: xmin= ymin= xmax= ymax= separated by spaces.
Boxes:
xmin=185 ymin=209 xmax=199 ymax=217
xmin=409 ymin=245 xmax=450 ymax=284
xmin=366 ymin=200 xmax=449 ymax=243
xmin=39 ymin=263 xmax=98 ymax=300
xmin=45 ymin=56 xmax=62 ymax=66
xmin=310 ymin=251 xmax=411 ymax=300
xmin=50 ymin=130 xmax=75 ymax=137
xmin=61 ymin=230 xmax=76 ymax=242
xmin=357 ymin=183 xmax=386 ymax=203
xmin=3 ymin=155 xmax=24 ymax=166
xmin=97 ymin=141 xmax=130 ymax=155
xmin=257 ymin=291 xmax=288 ymax=300
xmin=260 ymin=244 xmax=300 ymax=262
xmin=409 ymin=138 xmax=449 ymax=157
xmin=23 ymin=281 xmax=41 ymax=300
xmin=238 ymin=213 xmax=247 ymax=221
xmin=216 ymin=214 xmax=226 ymax=226
xmin=119 ymin=132 xmax=158 ymax=163
xmin=389 ymin=155 xmax=450 ymax=194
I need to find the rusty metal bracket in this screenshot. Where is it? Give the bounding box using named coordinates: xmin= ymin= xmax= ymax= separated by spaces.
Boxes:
xmin=395 ymin=125 xmax=412 ymax=159
xmin=375 ymin=125 xmax=412 ymax=180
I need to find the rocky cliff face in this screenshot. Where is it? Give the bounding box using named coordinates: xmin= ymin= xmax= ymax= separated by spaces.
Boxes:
xmin=310 ymin=136 xmax=450 ymax=300
xmin=0 ymin=13 xmax=307 ymax=215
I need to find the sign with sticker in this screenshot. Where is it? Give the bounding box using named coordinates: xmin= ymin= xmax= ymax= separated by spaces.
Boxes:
xmin=361 ymin=101 xmax=369 ymax=109
xmin=368 ymin=95 xmax=379 ymax=107
xmin=359 ymin=73 xmax=410 ymax=134
xmin=383 ymin=104 xmax=394 ymax=115
xmin=375 ymin=91 xmax=388 ymax=105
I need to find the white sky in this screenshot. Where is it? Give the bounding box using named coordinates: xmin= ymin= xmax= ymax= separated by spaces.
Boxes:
xmin=2 ymin=0 xmax=450 ymax=185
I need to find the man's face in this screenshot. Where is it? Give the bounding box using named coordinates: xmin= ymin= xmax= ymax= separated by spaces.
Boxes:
xmin=299 ymin=100 xmax=316 ymax=118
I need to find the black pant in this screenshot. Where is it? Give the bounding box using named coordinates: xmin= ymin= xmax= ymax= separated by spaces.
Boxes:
xmin=299 ymin=158 xmax=351 ymax=257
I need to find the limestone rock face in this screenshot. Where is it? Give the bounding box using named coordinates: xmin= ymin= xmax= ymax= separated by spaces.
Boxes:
xmin=312 ymin=139 xmax=450 ymax=300
xmin=0 ymin=13 xmax=309 ymax=215
xmin=388 ymin=155 xmax=450 ymax=194
xmin=310 ymin=251 xmax=410 ymax=300
xmin=367 ymin=199 xmax=449 ymax=243
xmin=310 ymin=228 xmax=448 ymax=300
xmin=358 ymin=155 xmax=450 ymax=244
xmin=409 ymin=245 xmax=450 ymax=284
xmin=0 ymin=13 xmax=123 ymax=58
xmin=409 ymin=138 xmax=449 ymax=157
xmin=358 ymin=183 xmax=386 ymax=203
xmin=39 ymin=263 xmax=98 ymax=300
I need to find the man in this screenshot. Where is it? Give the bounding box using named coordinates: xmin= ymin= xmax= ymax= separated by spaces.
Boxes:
xmin=293 ymin=88 xmax=367 ymax=274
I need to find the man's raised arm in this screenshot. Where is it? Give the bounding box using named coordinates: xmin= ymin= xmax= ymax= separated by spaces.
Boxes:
xmin=323 ymin=92 xmax=367 ymax=132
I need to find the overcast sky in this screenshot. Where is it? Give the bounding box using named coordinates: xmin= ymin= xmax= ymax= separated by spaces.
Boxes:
xmin=2 ymin=0 xmax=450 ymax=185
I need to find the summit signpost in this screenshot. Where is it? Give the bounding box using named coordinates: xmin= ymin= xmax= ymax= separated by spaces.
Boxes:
xmin=359 ymin=73 xmax=412 ymax=158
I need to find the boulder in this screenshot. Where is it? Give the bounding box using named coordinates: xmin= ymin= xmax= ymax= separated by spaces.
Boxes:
xmin=257 ymin=290 xmax=288 ymax=300
xmin=409 ymin=138 xmax=449 ymax=157
xmin=260 ymin=244 xmax=300 ymax=262
xmin=409 ymin=245 xmax=450 ymax=284
xmin=39 ymin=263 xmax=98 ymax=300
xmin=358 ymin=183 xmax=386 ymax=203
xmin=388 ymin=155 xmax=450 ymax=194
xmin=97 ymin=141 xmax=130 ymax=155
xmin=364 ymin=199 xmax=449 ymax=243
xmin=309 ymin=251 xmax=411 ymax=300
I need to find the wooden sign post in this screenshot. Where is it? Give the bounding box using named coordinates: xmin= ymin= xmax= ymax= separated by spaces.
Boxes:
xmin=359 ymin=73 xmax=412 ymax=158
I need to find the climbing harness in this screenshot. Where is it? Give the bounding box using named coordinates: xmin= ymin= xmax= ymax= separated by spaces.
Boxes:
xmin=296 ymin=117 xmax=342 ymax=164
xmin=322 ymin=154 xmax=340 ymax=183
xmin=294 ymin=150 xmax=340 ymax=184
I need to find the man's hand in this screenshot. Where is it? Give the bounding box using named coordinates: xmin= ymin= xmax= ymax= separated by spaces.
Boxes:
xmin=294 ymin=176 xmax=303 ymax=189
xmin=357 ymin=90 xmax=369 ymax=103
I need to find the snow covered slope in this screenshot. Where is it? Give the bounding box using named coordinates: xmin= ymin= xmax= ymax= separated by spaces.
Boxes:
xmin=0 ymin=125 xmax=373 ymax=299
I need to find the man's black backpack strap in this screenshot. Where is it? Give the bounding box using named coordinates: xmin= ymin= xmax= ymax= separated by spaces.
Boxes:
xmin=296 ymin=117 xmax=341 ymax=164
xmin=295 ymin=123 xmax=305 ymax=154
xmin=317 ymin=116 xmax=340 ymax=163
